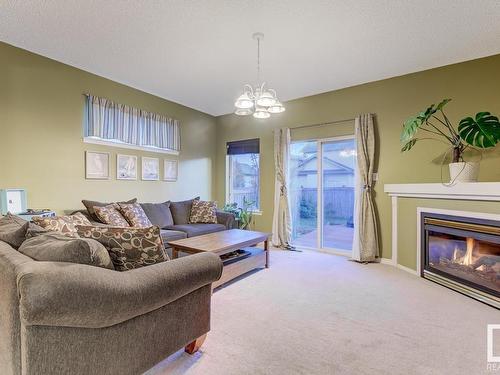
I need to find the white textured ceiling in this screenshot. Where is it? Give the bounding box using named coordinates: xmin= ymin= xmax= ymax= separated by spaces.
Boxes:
xmin=1 ymin=1 xmax=500 ymax=116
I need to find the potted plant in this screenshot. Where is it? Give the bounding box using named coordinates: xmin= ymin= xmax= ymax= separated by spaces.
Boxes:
xmin=222 ymin=197 xmax=255 ymax=230
xmin=401 ymin=99 xmax=500 ymax=182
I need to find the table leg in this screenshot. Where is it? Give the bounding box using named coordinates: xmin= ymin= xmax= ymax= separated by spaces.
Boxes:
xmin=264 ymin=239 xmax=269 ymax=268
xmin=172 ymin=247 xmax=179 ymax=259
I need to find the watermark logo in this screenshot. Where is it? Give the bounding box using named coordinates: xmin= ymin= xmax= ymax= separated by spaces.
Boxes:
xmin=488 ymin=324 xmax=500 ymax=372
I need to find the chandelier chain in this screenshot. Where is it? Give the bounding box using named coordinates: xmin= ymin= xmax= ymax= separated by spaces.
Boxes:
xmin=256 ymin=36 xmax=261 ymax=83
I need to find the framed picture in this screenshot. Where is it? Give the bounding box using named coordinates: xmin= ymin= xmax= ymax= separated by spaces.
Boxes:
xmin=163 ymin=159 xmax=178 ymax=182
xmin=0 ymin=189 xmax=27 ymax=214
xmin=117 ymin=154 xmax=138 ymax=180
xmin=85 ymin=151 xmax=110 ymax=179
xmin=142 ymin=157 xmax=160 ymax=181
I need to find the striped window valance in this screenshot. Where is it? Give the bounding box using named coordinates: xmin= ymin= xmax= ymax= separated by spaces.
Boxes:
xmin=84 ymin=94 xmax=181 ymax=153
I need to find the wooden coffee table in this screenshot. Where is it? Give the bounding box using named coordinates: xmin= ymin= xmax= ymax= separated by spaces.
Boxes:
xmin=168 ymin=229 xmax=270 ymax=288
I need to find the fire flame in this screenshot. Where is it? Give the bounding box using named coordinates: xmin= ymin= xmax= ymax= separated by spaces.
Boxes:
xmin=452 ymin=237 xmax=475 ymax=266
xmin=463 ymin=238 xmax=474 ymax=266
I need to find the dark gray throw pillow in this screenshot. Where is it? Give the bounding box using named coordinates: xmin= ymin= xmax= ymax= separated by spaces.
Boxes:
xmin=82 ymin=198 xmax=137 ymax=221
xmin=140 ymin=202 xmax=174 ymax=228
xmin=0 ymin=213 xmax=29 ymax=249
xmin=169 ymin=197 xmax=200 ymax=225
xmin=18 ymin=232 xmax=114 ymax=270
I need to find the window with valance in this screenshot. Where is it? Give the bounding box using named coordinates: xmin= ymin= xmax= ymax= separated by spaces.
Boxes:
xmin=84 ymin=94 xmax=181 ymax=154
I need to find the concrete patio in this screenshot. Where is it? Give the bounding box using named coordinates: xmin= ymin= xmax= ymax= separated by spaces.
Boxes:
xmin=292 ymin=224 xmax=353 ymax=251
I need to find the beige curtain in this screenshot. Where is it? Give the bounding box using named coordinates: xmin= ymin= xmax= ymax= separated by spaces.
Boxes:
xmin=352 ymin=114 xmax=379 ymax=262
xmin=272 ymin=128 xmax=293 ymax=249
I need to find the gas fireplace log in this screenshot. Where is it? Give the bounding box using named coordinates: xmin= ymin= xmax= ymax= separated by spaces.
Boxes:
xmin=472 ymin=255 xmax=500 ymax=269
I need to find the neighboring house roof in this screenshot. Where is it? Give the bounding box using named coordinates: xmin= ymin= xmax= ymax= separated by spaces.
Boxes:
xmin=295 ymin=155 xmax=354 ymax=175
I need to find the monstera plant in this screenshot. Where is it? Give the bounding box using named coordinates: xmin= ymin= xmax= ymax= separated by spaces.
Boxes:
xmin=401 ymin=99 xmax=500 ymax=182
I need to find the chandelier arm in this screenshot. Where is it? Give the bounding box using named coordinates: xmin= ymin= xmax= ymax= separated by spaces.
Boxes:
xmin=243 ymin=84 xmax=253 ymax=93
xmin=243 ymin=84 xmax=255 ymax=99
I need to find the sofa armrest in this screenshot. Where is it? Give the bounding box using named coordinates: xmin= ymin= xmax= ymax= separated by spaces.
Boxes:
xmin=17 ymin=252 xmax=222 ymax=328
xmin=216 ymin=210 xmax=237 ymax=229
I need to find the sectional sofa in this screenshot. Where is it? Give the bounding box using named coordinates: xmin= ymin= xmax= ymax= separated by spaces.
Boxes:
xmin=0 ymin=197 xmax=236 ymax=374
xmin=76 ymin=197 xmax=237 ymax=255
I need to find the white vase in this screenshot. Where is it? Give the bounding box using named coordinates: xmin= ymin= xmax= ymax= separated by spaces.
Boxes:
xmin=448 ymin=162 xmax=479 ymax=183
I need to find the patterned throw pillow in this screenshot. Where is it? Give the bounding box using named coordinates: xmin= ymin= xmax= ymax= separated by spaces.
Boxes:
xmin=76 ymin=225 xmax=168 ymax=271
xmin=117 ymin=203 xmax=152 ymax=228
xmin=70 ymin=212 xmax=93 ymax=225
xmin=82 ymin=198 xmax=137 ymax=221
xmin=32 ymin=213 xmax=92 ymax=238
xmin=94 ymin=205 xmax=130 ymax=227
xmin=189 ymin=200 xmax=217 ymax=224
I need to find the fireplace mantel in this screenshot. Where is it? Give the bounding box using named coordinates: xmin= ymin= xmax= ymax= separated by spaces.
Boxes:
xmin=383 ymin=182 xmax=500 ymax=274
xmin=384 ymin=182 xmax=500 ymax=201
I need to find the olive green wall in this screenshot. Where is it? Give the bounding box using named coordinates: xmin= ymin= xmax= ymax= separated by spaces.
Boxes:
xmin=215 ymin=54 xmax=500 ymax=259
xmin=397 ymin=198 xmax=500 ymax=270
xmin=0 ymin=42 xmax=217 ymax=214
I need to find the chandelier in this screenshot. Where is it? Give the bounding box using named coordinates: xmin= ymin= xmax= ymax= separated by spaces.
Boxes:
xmin=234 ymin=32 xmax=285 ymax=118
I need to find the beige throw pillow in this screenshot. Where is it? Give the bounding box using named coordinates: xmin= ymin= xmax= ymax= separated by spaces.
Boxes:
xmin=117 ymin=203 xmax=152 ymax=228
xmin=76 ymin=225 xmax=168 ymax=271
xmin=94 ymin=205 xmax=130 ymax=227
xmin=32 ymin=213 xmax=92 ymax=238
xmin=189 ymin=200 xmax=217 ymax=224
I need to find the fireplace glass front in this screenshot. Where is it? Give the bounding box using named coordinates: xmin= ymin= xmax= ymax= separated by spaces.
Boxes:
xmin=422 ymin=213 xmax=500 ymax=308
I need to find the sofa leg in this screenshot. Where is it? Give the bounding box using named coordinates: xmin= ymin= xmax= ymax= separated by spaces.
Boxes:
xmin=185 ymin=334 xmax=207 ymax=354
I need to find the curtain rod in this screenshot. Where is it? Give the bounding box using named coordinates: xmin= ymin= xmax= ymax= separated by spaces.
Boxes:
xmin=291 ymin=117 xmax=356 ymax=130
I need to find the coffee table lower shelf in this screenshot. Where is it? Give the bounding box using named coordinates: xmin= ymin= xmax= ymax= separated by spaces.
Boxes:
xmin=213 ymin=247 xmax=266 ymax=289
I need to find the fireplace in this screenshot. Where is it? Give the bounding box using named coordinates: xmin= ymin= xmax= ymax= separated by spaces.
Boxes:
xmin=421 ymin=212 xmax=500 ymax=308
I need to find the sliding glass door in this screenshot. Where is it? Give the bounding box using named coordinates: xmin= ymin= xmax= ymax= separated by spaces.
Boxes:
xmin=290 ymin=141 xmax=318 ymax=247
xmin=320 ymin=139 xmax=356 ymax=252
xmin=290 ymin=137 xmax=356 ymax=254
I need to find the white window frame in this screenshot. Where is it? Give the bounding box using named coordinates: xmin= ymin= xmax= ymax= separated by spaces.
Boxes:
xmin=83 ymin=137 xmax=179 ymax=155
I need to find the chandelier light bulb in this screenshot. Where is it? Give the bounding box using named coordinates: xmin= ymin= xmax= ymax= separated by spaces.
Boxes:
xmin=267 ymin=101 xmax=286 ymax=114
xmin=256 ymin=90 xmax=277 ymax=107
xmin=253 ymin=107 xmax=271 ymax=119
xmin=235 ymin=108 xmax=253 ymax=116
xmin=234 ymin=93 xmax=254 ymax=109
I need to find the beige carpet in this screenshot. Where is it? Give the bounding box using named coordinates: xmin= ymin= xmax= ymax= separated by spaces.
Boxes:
xmin=147 ymin=250 xmax=499 ymax=375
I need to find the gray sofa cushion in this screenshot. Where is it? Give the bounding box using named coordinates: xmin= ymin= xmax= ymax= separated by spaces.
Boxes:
xmin=216 ymin=210 xmax=237 ymax=229
xmin=0 ymin=213 xmax=29 ymax=249
xmin=169 ymin=197 xmax=199 ymax=225
xmin=160 ymin=229 xmax=187 ymax=244
xmin=166 ymin=223 xmax=225 ymax=238
xmin=141 ymin=202 xmax=173 ymax=228
xmin=82 ymin=198 xmax=137 ymax=221
xmin=18 ymin=232 xmax=114 ymax=270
